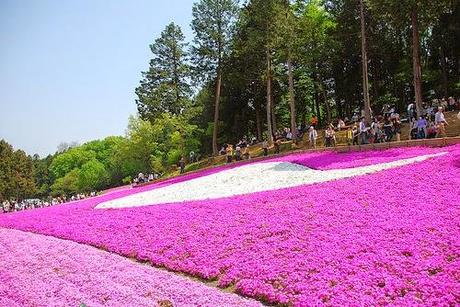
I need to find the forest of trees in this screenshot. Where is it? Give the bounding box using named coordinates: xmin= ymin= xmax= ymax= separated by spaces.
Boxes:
xmin=1 ymin=0 xmax=459 ymax=200
xmin=0 ymin=114 xmax=201 ymax=200
xmin=137 ymin=0 xmax=459 ymax=149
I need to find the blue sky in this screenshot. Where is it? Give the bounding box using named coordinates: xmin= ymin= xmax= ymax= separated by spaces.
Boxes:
xmin=0 ymin=0 xmax=194 ymax=156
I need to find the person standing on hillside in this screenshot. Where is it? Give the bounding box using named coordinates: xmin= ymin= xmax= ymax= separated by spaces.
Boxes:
xmin=352 ymin=125 xmax=360 ymax=145
xmin=416 ymin=115 xmax=427 ymax=139
xmin=435 ymin=107 xmax=448 ymax=138
xmin=308 ymin=126 xmax=317 ymax=149
xmin=179 ymin=157 xmax=186 ymax=174
xmin=235 ymin=145 xmax=241 ymax=161
xmin=310 ymin=115 xmax=318 ymax=128
xmin=243 ymin=146 xmax=250 ymax=160
xmin=138 ymin=172 xmax=145 ymax=183
xmin=262 ymin=140 xmax=269 ymax=156
xmin=393 ymin=115 xmax=402 ymax=142
xmin=359 ymin=118 xmax=368 ymax=145
xmin=325 ymin=126 xmax=335 ymax=147
xmin=346 ymin=126 xmax=353 ymax=145
xmin=226 ymin=144 xmax=233 ymax=163
xmin=448 ymin=97 xmax=456 ymax=111
xmin=337 ymin=118 xmax=346 ymax=131
xmin=274 ymin=137 xmax=281 ymax=154
xmin=407 ymin=102 xmax=415 ymax=122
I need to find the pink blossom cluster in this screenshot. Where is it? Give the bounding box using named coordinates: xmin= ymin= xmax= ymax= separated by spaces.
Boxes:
xmin=1 ymin=144 xmax=459 ymax=305
xmin=274 ymin=146 xmax=447 ymax=170
xmin=0 ymin=228 xmax=261 ymax=307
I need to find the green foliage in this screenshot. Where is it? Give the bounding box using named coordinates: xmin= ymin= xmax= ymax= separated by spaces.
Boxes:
xmin=48 ymin=137 xmax=124 ymax=196
xmin=78 ymin=160 xmax=110 ymax=192
xmin=191 ymin=0 xmax=239 ymax=81
xmin=375 ymin=93 xmax=399 ymax=110
xmin=0 ymin=140 xmax=37 ymax=201
xmin=184 ymin=161 xmax=206 ymax=173
xmin=113 ymin=114 xmax=203 ymax=176
xmin=167 ymin=149 xmax=182 ymax=166
xmin=295 ymin=71 xmax=315 ymax=121
xmin=135 ymin=22 xmax=191 ymax=119
xmin=367 ymin=0 xmax=451 ymax=28
xmin=49 ymin=147 xmax=96 ymax=180
xmin=32 ymin=154 xmax=53 ymax=197
xmin=7 ymin=111 xmax=203 ymax=198
xmin=122 ymin=176 xmax=132 ymax=185
xmin=50 ymin=169 xmax=80 ymax=197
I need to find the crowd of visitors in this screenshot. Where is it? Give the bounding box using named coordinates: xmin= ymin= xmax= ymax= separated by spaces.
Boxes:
xmin=150 ymin=97 xmax=460 ymax=170
xmin=220 ymin=137 xmax=252 ymax=163
xmin=215 ymin=97 xmax=459 ymax=163
xmin=132 ymin=172 xmax=162 ymax=186
xmin=1 ymin=192 xmax=98 ymax=214
xmin=342 ymin=113 xmax=404 ymax=146
xmin=322 ymin=97 xmax=459 ymax=147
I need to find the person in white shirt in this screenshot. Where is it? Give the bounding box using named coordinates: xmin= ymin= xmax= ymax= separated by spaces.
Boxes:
xmin=407 ymin=103 xmax=415 ymax=121
xmin=138 ymin=172 xmax=145 ymax=183
xmin=262 ymin=140 xmax=269 ymax=156
xmin=337 ymin=119 xmax=345 ymax=131
xmin=308 ymin=126 xmax=317 ymax=149
xmin=441 ymin=98 xmax=448 ymax=110
xmin=435 ymin=107 xmax=448 ymax=138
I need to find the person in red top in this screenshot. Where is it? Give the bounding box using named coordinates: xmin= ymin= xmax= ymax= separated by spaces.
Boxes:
xmin=310 ymin=115 xmax=318 ymax=128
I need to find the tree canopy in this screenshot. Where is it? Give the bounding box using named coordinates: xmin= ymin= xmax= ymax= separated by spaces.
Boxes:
xmin=135 ymin=22 xmax=191 ymax=120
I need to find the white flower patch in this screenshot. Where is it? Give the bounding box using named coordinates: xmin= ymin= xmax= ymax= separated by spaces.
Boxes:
xmin=96 ymin=152 xmax=446 ymax=209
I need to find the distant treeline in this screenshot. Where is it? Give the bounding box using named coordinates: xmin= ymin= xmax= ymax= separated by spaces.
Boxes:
xmin=0 ymin=114 xmax=201 ymax=200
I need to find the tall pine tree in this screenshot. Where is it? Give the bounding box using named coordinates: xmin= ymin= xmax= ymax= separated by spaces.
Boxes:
xmin=135 ymin=22 xmax=191 ymax=121
xmin=191 ymin=0 xmax=239 ymax=155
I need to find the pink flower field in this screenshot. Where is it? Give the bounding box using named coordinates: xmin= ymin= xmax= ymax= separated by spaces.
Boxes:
xmin=274 ymin=146 xmax=448 ymax=170
xmin=0 ymin=228 xmax=261 ymax=307
xmin=1 ymin=145 xmax=459 ymax=306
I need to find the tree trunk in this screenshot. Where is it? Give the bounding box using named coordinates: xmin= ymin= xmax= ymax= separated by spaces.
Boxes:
xmin=266 ymin=50 xmax=274 ymax=144
xmin=336 ymin=97 xmax=343 ymax=119
xmin=315 ymin=95 xmax=321 ymax=127
xmin=411 ymin=8 xmax=423 ymax=117
xmin=313 ymin=73 xmax=322 ymax=127
xmin=255 ymin=105 xmax=262 ymax=141
xmin=287 ymin=57 xmax=297 ymax=143
xmin=323 ymin=85 xmax=331 ymax=124
xmin=271 ymin=91 xmax=277 ymax=134
xmin=360 ymin=0 xmax=371 ymax=123
xmin=440 ymin=46 xmax=449 ymax=97
xmin=212 ymin=66 xmax=222 ymax=156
